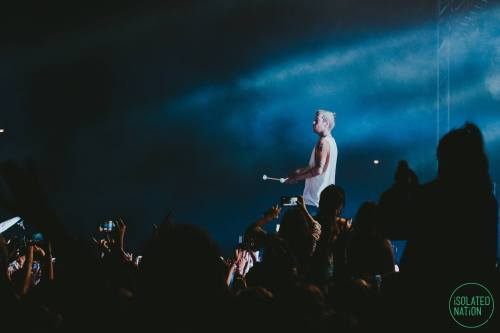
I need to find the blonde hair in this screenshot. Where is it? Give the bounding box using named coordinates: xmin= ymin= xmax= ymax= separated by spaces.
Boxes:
xmin=317 ymin=109 xmax=336 ymax=131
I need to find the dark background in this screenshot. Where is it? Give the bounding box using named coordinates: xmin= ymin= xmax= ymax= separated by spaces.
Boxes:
xmin=1 ymin=0 xmax=499 ymax=255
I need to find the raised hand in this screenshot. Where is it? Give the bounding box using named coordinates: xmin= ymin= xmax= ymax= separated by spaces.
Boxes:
xmin=33 ymin=245 xmax=46 ymax=258
xmin=123 ymin=252 xmax=133 ymax=262
xmin=285 ymin=169 xmax=301 ymax=184
xmin=263 ymin=205 xmax=281 ymax=220
xmin=297 ymin=195 xmax=306 ymax=211
xmin=284 ymin=174 xmax=298 ymax=184
xmin=234 ymin=248 xmax=254 ymax=277
xmin=115 ymin=218 xmax=126 ymax=242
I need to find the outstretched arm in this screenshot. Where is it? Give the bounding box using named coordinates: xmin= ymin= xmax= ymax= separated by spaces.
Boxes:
xmin=297 ymin=196 xmax=321 ymax=242
xmin=244 ymin=205 xmax=281 ymax=251
xmin=250 ymin=205 xmax=281 ymax=229
xmin=20 ymin=245 xmax=34 ymax=296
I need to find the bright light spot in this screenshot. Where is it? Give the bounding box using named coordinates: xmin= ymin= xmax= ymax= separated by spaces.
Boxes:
xmin=373 ymin=160 xmax=380 ymax=165
xmin=0 ymin=129 xmax=4 ymax=133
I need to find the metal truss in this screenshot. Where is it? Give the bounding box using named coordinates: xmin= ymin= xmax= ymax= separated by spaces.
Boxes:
xmin=436 ymin=0 xmax=489 ymax=144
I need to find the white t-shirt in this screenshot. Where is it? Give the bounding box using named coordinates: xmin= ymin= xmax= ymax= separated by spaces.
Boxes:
xmin=303 ymin=136 xmax=337 ymax=207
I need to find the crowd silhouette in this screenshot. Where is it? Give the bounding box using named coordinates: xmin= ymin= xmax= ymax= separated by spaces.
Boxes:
xmin=0 ymin=122 xmax=498 ymax=331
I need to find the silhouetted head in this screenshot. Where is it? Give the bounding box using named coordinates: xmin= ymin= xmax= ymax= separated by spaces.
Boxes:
xmin=437 ymin=122 xmax=491 ymax=192
xmin=394 ymin=160 xmax=419 ymax=186
xmin=257 ymin=235 xmax=299 ymax=291
xmin=236 ymin=287 xmax=274 ymax=310
xmin=137 ymin=223 xmax=229 ymax=330
xmin=279 ymin=283 xmax=326 ymax=323
xmin=279 ymin=207 xmax=315 ymax=259
xmin=318 ymin=185 xmax=345 ymax=218
xmin=139 ymin=223 xmax=226 ymax=300
xmin=233 ymin=287 xmax=276 ymax=333
xmin=353 ymin=202 xmax=379 ymax=233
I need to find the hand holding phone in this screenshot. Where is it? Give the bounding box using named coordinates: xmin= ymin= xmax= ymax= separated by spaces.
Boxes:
xmin=280 ymin=196 xmax=299 ymax=207
xmin=26 ymin=233 xmax=44 ymax=246
xmin=99 ymin=220 xmax=115 ymax=232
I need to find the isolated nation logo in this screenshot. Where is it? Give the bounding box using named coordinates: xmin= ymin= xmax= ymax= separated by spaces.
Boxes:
xmin=449 ymin=282 xmax=495 ymax=328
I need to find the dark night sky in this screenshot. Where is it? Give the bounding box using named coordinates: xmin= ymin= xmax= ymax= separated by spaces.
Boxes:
xmin=1 ymin=0 xmax=499 ymax=254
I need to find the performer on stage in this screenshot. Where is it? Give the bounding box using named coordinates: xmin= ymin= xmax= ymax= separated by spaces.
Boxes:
xmin=286 ymin=110 xmax=338 ymax=209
